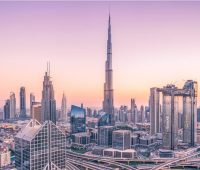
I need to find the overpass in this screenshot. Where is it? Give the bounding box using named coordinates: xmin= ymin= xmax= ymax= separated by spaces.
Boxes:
xmin=152 ymin=151 xmax=200 ymax=170
xmin=66 ymin=150 xmax=137 ymax=170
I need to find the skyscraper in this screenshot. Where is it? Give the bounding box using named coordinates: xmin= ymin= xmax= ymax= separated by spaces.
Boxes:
xmin=162 ymin=85 xmax=179 ymax=150
xmin=30 ymin=93 xmax=35 ymax=116
xmin=19 ymin=87 xmax=26 ymax=118
xmin=131 ymin=98 xmax=137 ymax=124
xmin=32 ymin=102 xmax=42 ymax=123
xmin=41 ymin=63 xmax=56 ymax=124
xmin=15 ymin=119 xmax=66 ymax=169
xmin=61 ymin=92 xmax=67 ymax=122
xmin=182 ymin=80 xmax=197 ymax=146
xmin=10 ymin=92 xmax=16 ymax=119
xmin=103 ymin=14 xmax=114 ymax=126
xmin=150 ymin=88 xmax=160 ymax=135
xmin=4 ymin=100 xmax=10 ymax=120
xmin=70 ymin=105 xmax=86 ymax=134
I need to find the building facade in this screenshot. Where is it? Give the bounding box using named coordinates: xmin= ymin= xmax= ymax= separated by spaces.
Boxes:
xmin=98 ymin=126 xmax=113 ymax=147
xmin=103 ymin=14 xmax=114 ymax=126
xmin=15 ymin=119 xmax=66 ymax=170
xmin=20 ymin=87 xmax=26 ymax=118
xmin=70 ymin=105 xmax=86 ymax=134
xmin=30 ymin=93 xmax=35 ymax=116
xmin=4 ymin=100 xmax=10 ymax=120
xmin=112 ymin=130 xmax=131 ymax=150
xmin=31 ymin=102 xmax=42 ymax=123
xmin=150 ymin=88 xmax=160 ymax=135
xmin=41 ymin=64 xmax=56 ymax=124
xmin=61 ymin=93 xmax=67 ymax=122
xmin=182 ymin=80 xmax=197 ymax=146
xmin=10 ymin=92 xmax=16 ymax=119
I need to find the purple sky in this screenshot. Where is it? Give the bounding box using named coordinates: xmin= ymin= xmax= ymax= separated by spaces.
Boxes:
xmin=1 ymin=1 xmax=200 ymax=109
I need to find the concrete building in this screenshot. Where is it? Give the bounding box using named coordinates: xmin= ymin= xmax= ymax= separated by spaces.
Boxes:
xmin=103 ymin=148 xmax=137 ymax=159
xmin=15 ymin=119 xmax=66 ymax=169
xmin=112 ymin=130 xmax=131 ymax=150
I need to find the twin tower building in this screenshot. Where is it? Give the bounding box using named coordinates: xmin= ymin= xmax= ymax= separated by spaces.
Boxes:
xmin=150 ymin=80 xmax=197 ymax=149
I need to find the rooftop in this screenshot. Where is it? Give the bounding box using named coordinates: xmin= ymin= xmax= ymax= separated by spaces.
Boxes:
xmin=15 ymin=119 xmax=42 ymax=141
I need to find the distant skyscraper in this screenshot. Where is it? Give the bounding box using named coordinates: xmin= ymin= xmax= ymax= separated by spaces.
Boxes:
xmin=4 ymin=100 xmax=10 ymax=120
xmin=10 ymin=92 xmax=16 ymax=119
xmin=103 ymin=14 xmax=114 ymax=126
xmin=162 ymin=85 xmax=179 ymax=150
xmin=70 ymin=105 xmax=86 ymax=134
xmin=131 ymin=98 xmax=137 ymax=124
xmin=19 ymin=87 xmax=26 ymax=118
xmin=150 ymin=88 xmax=160 ymax=135
xmin=32 ymin=102 xmax=42 ymax=123
xmin=15 ymin=119 xmax=66 ymax=169
xmin=182 ymin=80 xmax=197 ymax=146
xmin=140 ymin=105 xmax=145 ymax=123
xmin=30 ymin=93 xmax=35 ymax=116
xmin=41 ymin=63 xmax=56 ymax=124
xmin=61 ymin=92 xmax=67 ymax=122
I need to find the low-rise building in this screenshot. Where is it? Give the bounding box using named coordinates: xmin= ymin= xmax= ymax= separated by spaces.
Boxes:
xmin=0 ymin=146 xmax=11 ymax=168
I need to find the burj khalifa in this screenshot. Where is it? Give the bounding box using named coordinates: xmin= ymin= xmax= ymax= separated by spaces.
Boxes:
xmin=103 ymin=14 xmax=114 ymax=126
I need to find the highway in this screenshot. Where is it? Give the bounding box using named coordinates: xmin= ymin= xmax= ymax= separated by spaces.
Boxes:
xmin=66 ymin=157 xmax=113 ymax=170
xmin=152 ymin=151 xmax=200 ymax=170
xmin=66 ymin=150 xmax=137 ymax=170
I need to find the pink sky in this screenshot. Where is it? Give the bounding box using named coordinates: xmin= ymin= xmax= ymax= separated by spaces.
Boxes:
xmin=1 ymin=1 xmax=200 ymax=109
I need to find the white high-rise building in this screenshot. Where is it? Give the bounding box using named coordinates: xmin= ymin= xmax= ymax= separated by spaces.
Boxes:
xmin=10 ymin=92 xmax=16 ymax=119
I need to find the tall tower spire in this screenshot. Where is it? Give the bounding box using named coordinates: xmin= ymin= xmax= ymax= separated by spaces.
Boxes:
xmin=103 ymin=13 xmax=114 ymax=126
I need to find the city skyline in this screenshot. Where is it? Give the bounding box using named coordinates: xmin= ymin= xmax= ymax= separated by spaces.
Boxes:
xmin=1 ymin=1 xmax=200 ymax=108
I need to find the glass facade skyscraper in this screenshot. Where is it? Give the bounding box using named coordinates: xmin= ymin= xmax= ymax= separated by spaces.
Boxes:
xmin=15 ymin=119 xmax=66 ymax=170
xmin=98 ymin=112 xmax=110 ymax=127
xmin=4 ymin=99 xmax=10 ymax=120
xmin=70 ymin=105 xmax=86 ymax=134
xmin=20 ymin=86 xmax=26 ymax=118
